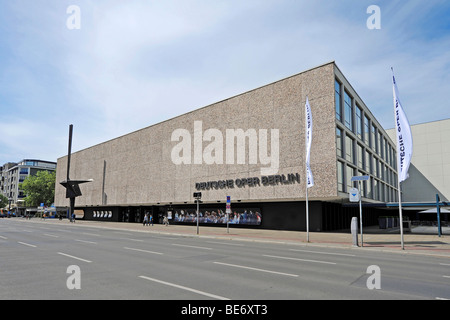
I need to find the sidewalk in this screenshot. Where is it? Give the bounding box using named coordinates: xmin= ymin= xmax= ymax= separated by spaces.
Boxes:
xmin=37 ymin=218 xmax=450 ymax=258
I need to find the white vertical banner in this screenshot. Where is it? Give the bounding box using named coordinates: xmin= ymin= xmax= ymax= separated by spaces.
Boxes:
xmin=392 ymin=69 xmax=413 ymax=183
xmin=305 ymin=96 xmax=313 ymax=243
xmin=305 ymin=96 xmax=314 ymax=188
xmin=392 ymin=68 xmax=413 ymax=250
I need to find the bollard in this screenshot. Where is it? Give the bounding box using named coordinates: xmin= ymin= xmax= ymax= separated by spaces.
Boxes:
xmin=351 ymin=217 xmax=359 ymax=247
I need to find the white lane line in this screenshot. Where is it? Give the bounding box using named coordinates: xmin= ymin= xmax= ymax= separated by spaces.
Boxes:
xmin=124 ymin=247 xmax=163 ymax=255
xmin=0 ymin=235 xmax=7 ymax=240
xmin=440 ymin=263 xmax=450 ymax=266
xmin=443 ymin=275 xmax=450 ymax=279
xmin=18 ymin=241 xmax=37 ymax=248
xmin=172 ymin=243 xmax=212 ymax=250
xmin=82 ymin=232 xmax=102 ymax=237
xmin=75 ymin=239 xmax=97 ymax=244
xmin=289 ymin=248 xmax=355 ymax=257
xmin=43 ymin=233 xmax=59 ymax=238
xmin=264 ymin=254 xmax=337 ymax=265
xmin=139 ymin=275 xmax=229 ymax=300
xmin=205 ymin=241 xmax=245 ymax=247
xmin=213 ymin=261 xmax=299 ymax=277
xmin=57 ymin=252 xmax=92 ymax=263
xmin=120 ymin=237 xmax=144 ymax=242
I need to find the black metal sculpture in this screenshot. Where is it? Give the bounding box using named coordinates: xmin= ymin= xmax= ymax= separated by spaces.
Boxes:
xmin=60 ymin=124 xmax=92 ymax=219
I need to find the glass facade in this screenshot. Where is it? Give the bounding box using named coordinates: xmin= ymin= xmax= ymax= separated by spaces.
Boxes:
xmin=335 ymin=77 xmax=398 ymax=202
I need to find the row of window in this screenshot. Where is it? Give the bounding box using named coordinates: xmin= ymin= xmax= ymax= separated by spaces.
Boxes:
xmin=335 ymin=79 xmax=398 ymax=202
xmin=335 ymin=80 xmax=396 ymax=167
xmin=336 ymin=128 xmax=397 ymax=186
xmin=337 ymin=161 xmax=398 ymax=203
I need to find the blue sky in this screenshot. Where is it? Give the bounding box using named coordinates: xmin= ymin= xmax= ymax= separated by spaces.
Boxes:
xmin=0 ymin=0 xmax=449 ymax=165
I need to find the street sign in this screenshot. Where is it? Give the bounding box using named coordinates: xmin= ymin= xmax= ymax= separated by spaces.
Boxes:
xmin=349 ymin=188 xmax=360 ymax=202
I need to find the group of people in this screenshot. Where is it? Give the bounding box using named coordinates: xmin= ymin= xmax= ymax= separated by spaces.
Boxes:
xmin=142 ymin=213 xmax=154 ymax=226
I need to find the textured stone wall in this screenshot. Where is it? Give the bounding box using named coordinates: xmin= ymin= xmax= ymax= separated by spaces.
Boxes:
xmin=55 ymin=62 xmax=338 ymax=207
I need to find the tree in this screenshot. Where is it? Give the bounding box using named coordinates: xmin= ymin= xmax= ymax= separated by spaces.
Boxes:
xmin=0 ymin=194 xmax=8 ymax=209
xmin=19 ymin=171 xmax=56 ymax=207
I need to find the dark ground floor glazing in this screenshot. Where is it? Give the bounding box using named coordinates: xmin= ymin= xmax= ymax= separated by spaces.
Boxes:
xmin=76 ymin=201 xmax=405 ymax=232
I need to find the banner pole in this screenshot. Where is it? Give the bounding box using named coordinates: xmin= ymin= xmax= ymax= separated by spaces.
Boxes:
xmin=397 ymin=177 xmax=404 ymax=250
xmin=306 ymin=180 xmax=310 ymax=242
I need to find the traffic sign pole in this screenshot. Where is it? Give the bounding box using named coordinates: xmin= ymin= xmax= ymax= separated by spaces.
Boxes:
xmin=226 ymin=196 xmax=231 ymax=234
xmin=351 ymin=176 xmax=369 ymax=247
xmin=359 ymin=180 xmax=363 ymax=247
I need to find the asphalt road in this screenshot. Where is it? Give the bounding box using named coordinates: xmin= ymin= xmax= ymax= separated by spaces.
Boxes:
xmin=1 ymin=218 xmax=449 ymax=301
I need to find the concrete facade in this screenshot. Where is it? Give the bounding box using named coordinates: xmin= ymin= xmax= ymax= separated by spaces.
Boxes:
xmin=387 ymin=118 xmax=450 ymax=202
xmin=54 ymin=62 xmax=397 ymax=231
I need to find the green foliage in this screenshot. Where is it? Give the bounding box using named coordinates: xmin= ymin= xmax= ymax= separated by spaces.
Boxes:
xmin=19 ymin=171 xmax=56 ymax=207
xmin=0 ymin=194 xmax=8 ymax=209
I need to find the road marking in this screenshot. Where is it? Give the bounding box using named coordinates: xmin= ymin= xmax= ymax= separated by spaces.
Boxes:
xmin=0 ymin=235 xmax=7 ymax=240
xmin=75 ymin=239 xmax=97 ymax=244
xmin=120 ymin=237 xmax=144 ymax=242
xmin=213 ymin=261 xmax=299 ymax=277
xmin=443 ymin=275 xmax=450 ymax=279
xmin=124 ymin=247 xmax=163 ymax=255
xmin=18 ymin=241 xmax=36 ymax=248
xmin=139 ymin=275 xmax=229 ymax=300
xmin=43 ymin=233 xmax=59 ymax=238
xmin=436 ymin=297 xmax=449 ymax=300
xmin=289 ymin=248 xmax=355 ymax=257
xmin=57 ymin=252 xmax=92 ymax=263
xmin=263 ymin=254 xmax=337 ymax=265
xmin=205 ymin=241 xmax=245 ymax=247
xmin=172 ymin=243 xmax=212 ymax=250
xmin=440 ymin=263 xmax=450 ymax=266
xmin=82 ymin=232 xmax=102 ymax=237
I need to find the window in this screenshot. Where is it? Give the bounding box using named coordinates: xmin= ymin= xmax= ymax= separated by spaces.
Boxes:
xmin=346 ymin=165 xmax=355 ymax=191
xmin=371 ymin=124 xmax=377 ymax=151
xmin=337 ymin=161 xmax=344 ymax=192
xmin=336 ymin=128 xmax=343 ymax=158
xmin=364 ymin=116 xmax=370 ymax=146
xmin=345 ymin=135 xmax=354 ymax=163
xmin=391 ymin=146 xmax=396 ymax=169
xmin=335 ymin=80 xmax=342 ymax=121
xmin=356 ymin=106 xmax=362 ymax=139
xmin=344 ymin=91 xmax=353 ymax=131
xmin=357 ymin=144 xmax=363 ymax=169
xmin=366 ymin=177 xmax=372 ymax=199
xmin=373 ymin=179 xmax=379 ymax=201
xmin=384 ymin=139 xmax=389 ymax=163
xmin=378 ymin=132 xmax=383 ymax=157
xmin=380 ymin=183 xmax=385 ymax=202
xmin=365 ymin=150 xmax=371 ymax=173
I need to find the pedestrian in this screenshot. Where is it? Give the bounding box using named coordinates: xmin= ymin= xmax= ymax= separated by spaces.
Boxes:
xmin=163 ymin=216 xmax=169 ymax=226
xmin=150 ymin=214 xmax=153 ymax=226
xmin=143 ymin=213 xmax=148 ymax=226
